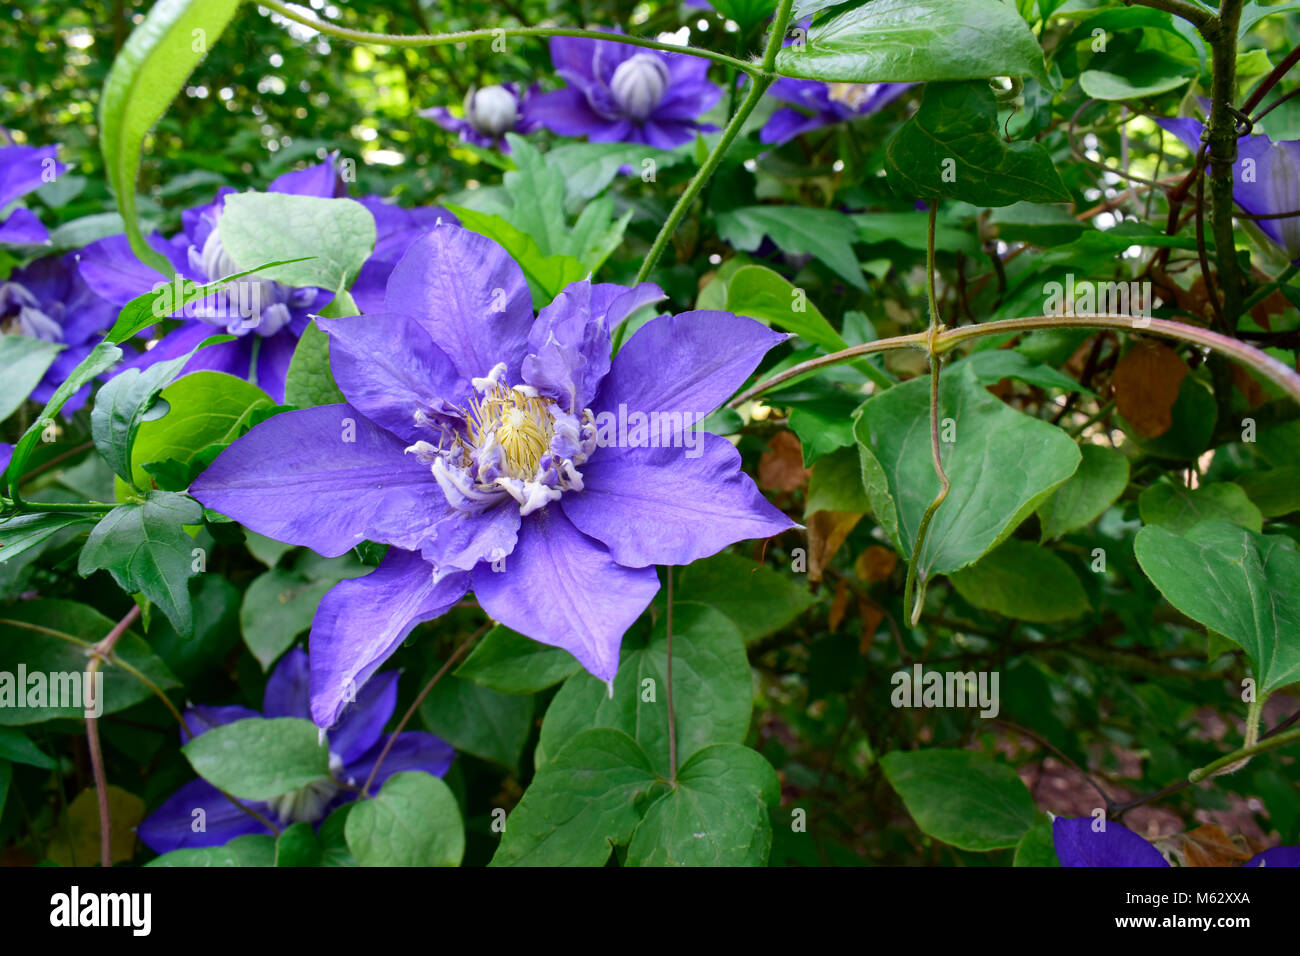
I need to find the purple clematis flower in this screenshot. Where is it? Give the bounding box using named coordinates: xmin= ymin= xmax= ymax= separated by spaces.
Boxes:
xmin=190 ymin=223 xmax=795 ymax=729
xmin=420 ymin=84 xmax=542 ymax=151
xmin=1157 ymin=116 xmax=1300 ymax=265
xmin=0 ymin=443 xmax=11 ymax=476
xmin=528 ymin=33 xmax=721 ymax=148
xmin=138 ymin=647 xmax=454 ymax=854
xmin=0 ymin=139 xmax=64 ymax=246
xmin=77 ymin=157 xmax=454 ymax=403
xmin=0 ymin=253 xmax=117 ymax=413
xmin=1053 ymin=817 xmax=1299 ymax=867
xmin=760 ymin=78 xmax=912 ymax=147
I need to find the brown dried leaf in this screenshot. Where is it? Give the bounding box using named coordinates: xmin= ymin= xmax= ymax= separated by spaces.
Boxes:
xmin=1179 ymin=825 xmax=1256 ymax=868
xmin=828 ymin=578 xmax=849 ymax=633
xmin=855 ymin=545 xmax=898 ymax=583
xmin=807 ymin=510 xmax=862 ymax=584
xmin=858 ymin=598 xmax=884 ymax=654
xmin=758 ymin=430 xmax=811 ymax=492
xmin=1112 ymin=341 xmax=1188 ymax=438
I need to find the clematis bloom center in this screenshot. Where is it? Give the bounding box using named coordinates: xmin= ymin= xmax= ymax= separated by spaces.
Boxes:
xmin=407 ymin=361 xmax=598 ymax=518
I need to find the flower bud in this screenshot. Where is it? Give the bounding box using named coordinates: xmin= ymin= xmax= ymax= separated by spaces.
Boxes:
xmin=610 ymin=54 xmax=670 ymax=120
xmin=465 ymin=85 xmax=519 ymax=138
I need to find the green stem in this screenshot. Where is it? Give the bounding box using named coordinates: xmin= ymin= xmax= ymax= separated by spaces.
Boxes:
xmin=730 ymin=314 xmax=1300 ymax=408
xmin=902 ymin=202 xmax=951 ymax=628
xmin=2 ymin=499 xmax=116 ymax=516
xmin=1241 ymin=263 xmax=1298 ymax=313
xmin=259 ymin=0 xmax=759 ymax=75
xmin=1126 ymin=0 xmax=1215 ymax=30
xmin=613 ymin=0 xmax=794 ymax=350
xmin=1189 ymin=723 xmax=1300 ymax=783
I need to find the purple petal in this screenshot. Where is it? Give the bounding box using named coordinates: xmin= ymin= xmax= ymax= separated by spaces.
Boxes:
xmin=563 ymin=433 xmax=794 ymax=567
xmin=1234 ymin=135 xmax=1300 ymax=259
xmin=471 ymin=506 xmax=659 ymax=683
xmin=269 ymin=158 xmax=345 ymax=197
xmin=326 ymin=669 xmax=399 ymax=764
xmin=0 ymin=144 xmax=64 ymax=210
xmin=263 ymin=646 xmax=311 ymax=719
xmin=252 ymin=329 xmax=298 ymax=404
xmin=383 ymin=224 xmax=533 ymax=382
xmin=549 ymin=35 xmax=600 ymax=84
xmin=77 ymin=233 xmax=188 ymax=306
xmin=318 ymin=312 xmax=466 ymax=444
xmin=342 ymin=732 xmax=455 ymax=790
xmin=138 ymin=778 xmax=271 ymax=853
xmin=596 ymin=310 xmax=789 ymax=420
xmin=0 ymin=208 xmax=50 ymax=245
xmin=422 ymin=505 xmax=521 ymax=572
xmin=525 ymin=88 xmax=611 ymax=139
xmin=1155 ymin=116 xmax=1204 ymax=154
xmin=309 ymin=548 xmax=469 ymax=728
xmin=761 ymin=107 xmax=831 ymax=146
xmin=190 ymin=404 xmax=446 ymax=557
xmin=0 ymin=443 xmax=12 ymax=476
xmin=1245 ymin=845 xmax=1300 ymax=867
xmin=1052 ymin=817 xmax=1170 ymax=867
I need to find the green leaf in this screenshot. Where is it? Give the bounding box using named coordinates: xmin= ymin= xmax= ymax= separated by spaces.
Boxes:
xmin=77 ymin=490 xmax=203 ymax=638
xmin=885 ymin=81 xmax=1071 ymax=206
xmin=949 ymin=539 xmax=1090 ymax=622
xmin=717 ymin=209 xmax=867 ymax=291
xmin=805 ymin=445 xmax=872 ymax=516
xmin=722 ymin=264 xmax=848 ymax=353
xmin=149 ymin=575 xmax=241 ymax=684
xmin=344 ymin=771 xmax=464 ymax=867
xmin=709 ymin=0 xmax=779 ymax=32
xmin=1037 ymin=444 xmax=1129 ymax=541
xmin=0 ymin=599 xmax=178 ymax=725
xmin=0 ymin=513 xmax=96 ymax=565
xmin=455 ymin=625 xmax=581 ymax=695
xmin=1013 ymin=822 xmax=1059 ymax=866
xmin=239 ymin=568 xmax=333 ymax=670
xmin=91 ymin=335 xmax=228 ymax=483
xmin=107 ymin=257 xmax=314 ymax=344
xmin=787 ymin=391 xmax=864 ymax=465
xmin=546 ymin=143 xmax=683 ymax=206
xmin=989 ymin=203 xmax=1088 ymax=247
xmin=219 ymin=193 xmax=376 ymax=292
xmin=854 ymin=361 xmax=1081 ymax=583
xmin=447 ymin=204 xmax=587 ymax=309
xmin=130 ymin=371 xmax=273 ymax=488
xmin=316 ymin=804 xmax=358 ymax=866
xmin=880 ymin=749 xmax=1036 ymax=851
xmin=491 ymin=728 xmax=660 ymax=867
xmin=6 ymin=343 xmax=122 ymax=488
xmin=777 ymin=0 xmax=1050 ymax=86
xmin=284 ymin=320 xmax=347 ymax=408
xmin=146 ymin=833 xmax=276 ymax=867
xmin=1078 ymin=51 xmax=1196 ymax=100
xmin=0 ymin=727 xmax=57 ymax=769
xmin=99 ymin=0 xmax=242 ymax=275
xmin=1138 ymin=482 xmax=1263 ymax=535
xmin=966 ymin=349 xmax=1095 ymax=396
xmin=1235 ymin=467 xmax=1300 ymax=518
xmin=0 ymin=761 xmax=9 ymax=819
xmin=539 ymin=605 xmax=751 ymax=775
xmin=0 ymin=336 xmax=62 ymax=421
xmin=182 ymin=716 xmax=330 ymax=801
xmin=540 ymin=606 xmax=748 ymax=780
xmin=626 ymin=744 xmax=779 ymax=866
xmin=1135 ymin=521 xmax=1300 ymax=698
xmin=418 ymin=674 xmax=534 ymax=769
xmin=275 ymin=822 xmax=323 ymax=867
xmin=674 ymin=552 xmax=816 ymax=644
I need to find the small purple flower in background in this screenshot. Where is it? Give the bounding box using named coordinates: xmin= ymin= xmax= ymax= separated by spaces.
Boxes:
xmin=1053 ymin=817 xmax=1298 ymax=867
xmin=190 ymin=223 xmax=795 ymax=729
xmin=0 ymin=443 xmax=12 ymax=476
xmin=1157 ymin=116 xmax=1300 ymax=265
xmin=138 ymin=647 xmax=454 ymax=854
xmin=0 ymin=254 xmax=117 ymax=413
xmin=420 ymin=84 xmax=541 ymax=151
xmin=760 ymin=78 xmax=912 ymax=147
xmin=528 ymin=33 xmax=721 ymax=148
xmin=0 ymin=139 xmax=64 ymax=245
xmin=77 ymin=157 xmax=452 ymax=402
